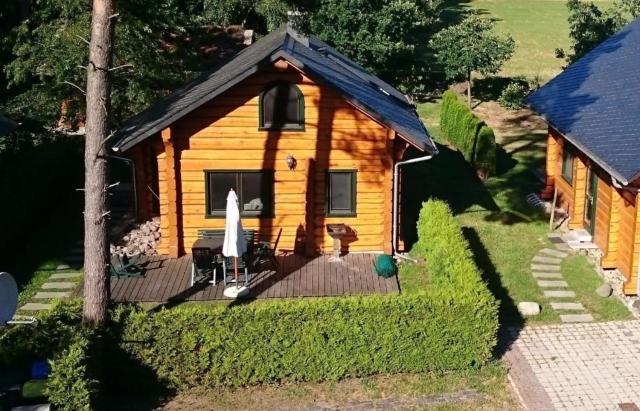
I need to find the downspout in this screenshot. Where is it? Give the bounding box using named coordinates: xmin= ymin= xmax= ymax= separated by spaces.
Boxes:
xmin=392 ymin=154 xmax=434 ymax=259
xmin=611 ymin=177 xmax=640 ymax=296
xmin=109 ymin=154 xmax=138 ymax=220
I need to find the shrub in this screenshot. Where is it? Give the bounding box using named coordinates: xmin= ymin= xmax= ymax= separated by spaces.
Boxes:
xmin=474 ymin=126 xmax=497 ymax=180
xmin=114 ymin=289 xmax=498 ymax=390
xmin=440 ymin=90 xmax=484 ymax=163
xmin=46 ymin=334 xmax=96 ymax=411
xmin=415 ymin=200 xmax=498 ymax=304
xmin=498 ymin=82 xmax=528 ymax=110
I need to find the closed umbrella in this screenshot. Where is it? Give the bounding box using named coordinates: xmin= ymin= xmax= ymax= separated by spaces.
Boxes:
xmin=222 ymin=189 xmax=249 ymax=298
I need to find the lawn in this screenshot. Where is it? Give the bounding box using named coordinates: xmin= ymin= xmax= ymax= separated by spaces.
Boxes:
xmin=448 ymin=0 xmax=615 ymax=82
xmin=114 ymin=363 xmax=516 ymax=410
xmin=410 ymin=96 xmax=631 ymax=326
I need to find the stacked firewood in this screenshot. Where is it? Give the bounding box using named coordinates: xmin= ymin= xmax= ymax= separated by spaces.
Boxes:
xmin=111 ymin=217 xmax=161 ymax=256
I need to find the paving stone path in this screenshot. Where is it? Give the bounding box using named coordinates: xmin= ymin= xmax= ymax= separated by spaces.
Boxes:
xmin=506 ymin=321 xmax=640 ymax=410
xmin=16 ymin=241 xmax=84 ymax=316
xmin=530 ymin=234 xmax=594 ymax=323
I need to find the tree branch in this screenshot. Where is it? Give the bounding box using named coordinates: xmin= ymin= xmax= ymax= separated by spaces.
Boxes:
xmin=63 ymin=81 xmax=86 ymax=95
xmin=109 ymin=64 xmax=133 ymax=72
xmin=75 ymin=34 xmax=90 ymax=45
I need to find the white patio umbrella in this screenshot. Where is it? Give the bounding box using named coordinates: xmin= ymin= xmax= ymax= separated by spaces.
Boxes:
xmin=222 ymin=189 xmax=249 ymax=298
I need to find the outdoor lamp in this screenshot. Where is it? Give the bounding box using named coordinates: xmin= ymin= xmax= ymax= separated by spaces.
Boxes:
xmin=286 ymin=154 xmax=297 ymax=170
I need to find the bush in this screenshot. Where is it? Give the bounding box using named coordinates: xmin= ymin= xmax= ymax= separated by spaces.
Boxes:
xmin=440 ymin=90 xmax=486 ymax=164
xmin=415 ymin=200 xmax=498 ymax=304
xmin=498 ymin=82 xmax=528 ymax=110
xmin=474 ymin=126 xmax=497 ymax=180
xmin=114 ymin=288 xmax=498 ymax=390
xmin=46 ymin=335 xmax=96 ymax=411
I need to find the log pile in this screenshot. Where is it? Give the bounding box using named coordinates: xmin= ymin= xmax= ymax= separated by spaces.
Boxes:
xmin=111 ymin=217 xmax=161 ymax=256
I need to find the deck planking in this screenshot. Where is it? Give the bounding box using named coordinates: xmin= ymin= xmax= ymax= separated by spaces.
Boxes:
xmin=96 ymin=252 xmax=399 ymax=303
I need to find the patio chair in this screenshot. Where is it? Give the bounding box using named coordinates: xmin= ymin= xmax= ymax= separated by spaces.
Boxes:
xmin=222 ymin=255 xmax=250 ymax=287
xmin=191 ymin=247 xmax=217 ymax=286
xmin=255 ymin=228 xmax=282 ymax=271
xmin=110 ymin=254 xmax=144 ymax=278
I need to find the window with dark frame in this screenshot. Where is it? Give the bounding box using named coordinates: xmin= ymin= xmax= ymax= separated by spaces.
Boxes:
xmin=561 ymin=146 xmax=574 ymax=185
xmin=205 ymin=171 xmax=274 ymax=217
xmin=326 ymin=170 xmax=356 ymax=216
xmin=259 ymin=81 xmax=304 ymax=130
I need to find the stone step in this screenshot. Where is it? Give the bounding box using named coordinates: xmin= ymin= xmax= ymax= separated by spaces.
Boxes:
xmin=34 ymin=291 xmax=71 ymax=299
xmin=551 ymin=302 xmax=585 ymax=311
xmin=533 ymin=271 xmax=564 ymax=279
xmin=532 ymin=255 xmax=563 ymax=265
xmin=539 ymin=248 xmax=569 ymax=258
xmin=554 ymin=244 xmax=572 ymax=252
xmin=544 ymin=290 xmax=576 ymax=298
xmin=531 ymin=264 xmax=561 ymax=272
xmin=41 ymin=282 xmax=76 ymax=290
xmin=19 ymin=303 xmax=52 ymax=311
xmin=537 ymin=280 xmax=568 ymax=288
xmin=50 ymin=272 xmax=82 ymax=280
xmin=560 ymin=314 xmax=594 ymax=323
xmin=56 ymin=264 xmax=71 ymax=271
xmin=568 ymin=241 xmax=599 ymax=250
xmin=563 ymin=229 xmax=592 ymax=243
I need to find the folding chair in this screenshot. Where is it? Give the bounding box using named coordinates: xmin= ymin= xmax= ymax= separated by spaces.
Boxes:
xmin=191 ymin=247 xmax=216 ymax=286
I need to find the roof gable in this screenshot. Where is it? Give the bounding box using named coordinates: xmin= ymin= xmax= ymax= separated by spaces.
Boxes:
xmin=525 ymin=17 xmax=640 ymax=184
xmin=112 ymin=25 xmax=435 ymax=154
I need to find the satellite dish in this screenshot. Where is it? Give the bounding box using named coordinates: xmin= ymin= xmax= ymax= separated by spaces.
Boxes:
xmin=0 ymin=272 xmax=18 ymax=326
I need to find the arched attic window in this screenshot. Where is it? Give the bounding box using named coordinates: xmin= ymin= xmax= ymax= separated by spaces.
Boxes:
xmin=259 ymin=81 xmax=305 ymax=130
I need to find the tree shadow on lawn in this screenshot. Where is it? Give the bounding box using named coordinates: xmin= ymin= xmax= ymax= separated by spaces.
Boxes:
xmin=401 ymin=143 xmax=541 ymax=249
xmin=462 ymin=227 xmax=524 ymax=357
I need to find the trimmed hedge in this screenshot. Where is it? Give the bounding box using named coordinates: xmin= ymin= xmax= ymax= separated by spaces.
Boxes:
xmin=440 ymin=90 xmax=497 ymax=178
xmin=474 ymin=125 xmax=497 ymax=178
xmin=114 ymin=290 xmax=497 ymax=389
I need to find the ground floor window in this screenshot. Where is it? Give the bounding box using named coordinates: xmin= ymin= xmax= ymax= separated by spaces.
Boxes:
xmin=561 ymin=145 xmax=574 ymax=185
xmin=326 ymin=170 xmax=357 ymax=216
xmin=205 ymin=170 xmax=274 ymax=217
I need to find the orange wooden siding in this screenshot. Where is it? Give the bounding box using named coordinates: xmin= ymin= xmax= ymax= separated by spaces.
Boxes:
xmin=151 ymin=61 xmax=396 ymax=255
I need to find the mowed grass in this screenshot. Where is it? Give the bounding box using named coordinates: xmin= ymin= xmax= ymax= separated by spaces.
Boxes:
xmin=463 ymin=0 xmax=614 ymax=81
xmin=563 ymin=256 xmax=632 ymax=322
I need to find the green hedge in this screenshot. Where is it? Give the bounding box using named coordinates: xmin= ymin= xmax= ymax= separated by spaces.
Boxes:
xmin=474 ymin=125 xmax=497 ymax=177
xmin=440 ymin=90 xmax=496 ymax=178
xmin=415 ymin=200 xmax=498 ymax=303
xmin=114 ymin=291 xmax=497 ymax=390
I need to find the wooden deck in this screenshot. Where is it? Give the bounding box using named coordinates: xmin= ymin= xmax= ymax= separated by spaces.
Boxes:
xmin=80 ymin=253 xmax=399 ymax=302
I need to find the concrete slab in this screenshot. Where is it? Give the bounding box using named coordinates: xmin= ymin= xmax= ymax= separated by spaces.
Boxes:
xmin=41 ymin=282 xmax=75 ymax=289
xmin=532 ymin=255 xmax=563 ymax=265
xmin=537 ymin=280 xmax=568 ymax=288
xmin=19 ymin=303 xmax=52 ymax=311
xmin=543 ymin=290 xmax=576 ymax=298
xmin=50 ymin=272 xmax=82 ymax=279
xmin=550 ymin=302 xmax=585 ymax=310
xmin=532 ymin=271 xmax=563 ymax=279
xmin=531 ymin=264 xmax=561 ymax=272
xmin=539 ymin=248 xmax=569 ymax=258
xmin=34 ymin=291 xmax=71 ymax=299
xmin=560 ymin=314 xmax=594 ymax=323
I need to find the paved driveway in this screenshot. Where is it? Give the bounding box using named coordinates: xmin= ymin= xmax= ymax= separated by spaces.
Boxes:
xmin=506 ymin=321 xmax=640 ymax=410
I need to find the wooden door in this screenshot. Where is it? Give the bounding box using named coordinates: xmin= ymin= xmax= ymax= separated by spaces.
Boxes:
xmin=584 ymin=168 xmax=598 ymax=235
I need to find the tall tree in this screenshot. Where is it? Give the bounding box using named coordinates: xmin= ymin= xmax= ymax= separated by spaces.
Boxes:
xmin=430 ymin=13 xmax=515 ymax=107
xmin=557 ymin=0 xmax=638 ymax=64
xmin=82 ymin=0 xmax=115 ymax=326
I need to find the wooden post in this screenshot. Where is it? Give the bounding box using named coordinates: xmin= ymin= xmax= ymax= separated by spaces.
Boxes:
xmin=549 ymin=185 xmax=558 ymax=230
xmin=161 ymin=127 xmax=180 ymax=257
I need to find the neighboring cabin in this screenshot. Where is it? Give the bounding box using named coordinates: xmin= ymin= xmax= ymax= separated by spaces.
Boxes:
xmin=111 ymin=24 xmax=436 ymax=258
xmin=527 ymin=18 xmax=640 ymax=295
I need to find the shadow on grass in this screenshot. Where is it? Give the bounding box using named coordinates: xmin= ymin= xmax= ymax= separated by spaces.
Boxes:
xmin=462 ymin=227 xmax=523 ymax=356
xmin=102 ymin=321 xmax=175 ymax=410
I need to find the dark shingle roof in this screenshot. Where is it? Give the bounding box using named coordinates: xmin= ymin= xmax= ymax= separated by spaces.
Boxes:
xmin=112 ymin=25 xmax=435 ymax=154
xmin=525 ymin=18 xmax=640 ymax=184
xmin=0 ymin=116 xmax=18 ymax=136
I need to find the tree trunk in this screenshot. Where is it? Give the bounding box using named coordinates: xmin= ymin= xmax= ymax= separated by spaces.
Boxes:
xmin=83 ymin=0 xmax=115 ymax=327
xmin=467 ymin=69 xmax=472 ymax=108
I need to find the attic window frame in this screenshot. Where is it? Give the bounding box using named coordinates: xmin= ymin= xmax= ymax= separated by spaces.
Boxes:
xmin=258 ymin=81 xmax=305 ymax=131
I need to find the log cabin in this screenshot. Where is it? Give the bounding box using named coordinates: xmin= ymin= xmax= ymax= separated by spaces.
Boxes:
xmin=111 ymin=24 xmax=437 ymax=259
xmin=526 ymin=18 xmax=640 ymax=295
